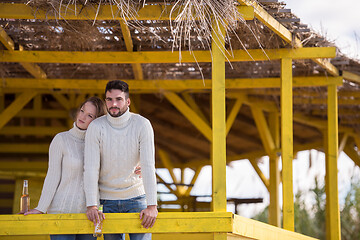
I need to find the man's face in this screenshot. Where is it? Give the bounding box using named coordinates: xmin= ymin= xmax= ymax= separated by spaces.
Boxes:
xmin=105 ymin=89 xmax=130 ymax=117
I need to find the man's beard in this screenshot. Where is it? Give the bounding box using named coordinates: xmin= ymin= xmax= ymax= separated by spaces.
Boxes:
xmin=108 ymin=107 xmax=126 ymax=117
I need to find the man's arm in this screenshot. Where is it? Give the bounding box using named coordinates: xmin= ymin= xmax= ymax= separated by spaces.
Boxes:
xmin=139 ymin=119 xmax=158 ymax=228
xmin=84 ymin=122 xmax=101 ymax=224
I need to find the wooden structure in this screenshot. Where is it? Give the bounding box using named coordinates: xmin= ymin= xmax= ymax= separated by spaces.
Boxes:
xmin=0 ymin=0 xmax=360 ymax=239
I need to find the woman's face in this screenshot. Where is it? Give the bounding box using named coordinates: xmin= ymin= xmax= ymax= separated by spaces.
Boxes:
xmin=76 ymin=102 xmax=97 ymax=130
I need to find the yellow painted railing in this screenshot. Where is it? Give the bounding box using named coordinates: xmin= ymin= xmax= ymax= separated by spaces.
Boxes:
xmin=0 ymin=212 xmax=317 ymax=240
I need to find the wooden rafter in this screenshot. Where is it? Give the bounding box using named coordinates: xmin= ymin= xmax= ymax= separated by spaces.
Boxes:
xmin=0 ymin=47 xmax=336 ymax=64
xmin=1 ymin=77 xmax=343 ymax=92
xmin=0 ymin=3 xmax=255 ymax=21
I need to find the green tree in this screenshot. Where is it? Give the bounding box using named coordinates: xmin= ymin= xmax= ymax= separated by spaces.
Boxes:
xmin=251 ymin=175 xmax=360 ymax=239
xmin=340 ymin=177 xmax=360 ymax=240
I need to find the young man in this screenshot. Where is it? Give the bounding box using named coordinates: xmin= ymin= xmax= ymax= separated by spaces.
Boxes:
xmin=84 ymin=80 xmax=157 ymax=240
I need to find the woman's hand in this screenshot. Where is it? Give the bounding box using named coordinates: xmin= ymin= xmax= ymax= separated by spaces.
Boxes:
xmin=135 ymin=165 xmax=142 ymax=178
xmin=24 ymin=209 xmax=43 ymax=215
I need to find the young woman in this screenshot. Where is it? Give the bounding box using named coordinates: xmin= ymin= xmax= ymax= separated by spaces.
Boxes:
xmin=25 ymin=96 xmax=141 ymax=240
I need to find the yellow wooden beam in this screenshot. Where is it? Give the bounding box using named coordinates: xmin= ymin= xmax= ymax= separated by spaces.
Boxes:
xmin=0 ymin=4 xmax=254 ymax=21
xmin=342 ymin=70 xmax=360 ymax=84
xmin=0 ymin=126 xmax=66 ymax=136
xmin=0 ymin=91 xmax=37 ymax=130
xmin=16 ymin=109 xmax=68 ymax=118
xmin=0 ymin=143 xmax=49 ymax=153
xmin=0 ymin=199 xmax=13 ymax=208
xmin=184 ymin=167 xmax=202 ymax=196
xmin=249 ymin=159 xmax=270 ymax=191
xmin=293 ymin=113 xmax=327 ymax=129
xmin=164 ymin=92 xmax=212 ymax=142
xmin=0 ymin=170 xmax=46 ymax=179
xmin=2 ymin=77 xmax=343 ymax=92
xmin=120 ymin=19 xmax=144 ymax=80
xmin=158 ymin=149 xmax=179 ymax=185
xmin=52 ymin=93 xmax=71 ymax=110
xmin=19 ymin=62 xmax=47 ymax=79
xmin=0 ymin=212 xmax=233 ymax=235
xmin=0 ymin=47 xmax=336 ymax=64
xmin=33 ymin=95 xmax=42 ymax=110
xmin=232 ymin=214 xmax=317 ymax=240
xmin=236 ymin=0 xmax=339 ymax=78
xmin=226 ymin=98 xmax=243 ymax=136
xmin=0 ymin=184 xmax=14 ymax=193
xmin=184 ymin=140 xmax=322 ymax=169
xmin=338 ymin=133 xmax=348 ymax=155
xmin=156 ymin=173 xmax=178 ymax=196
xmin=293 ymin=97 xmax=360 ymax=105
xmin=0 ymin=27 xmax=15 ymax=50
xmin=281 ymin=58 xmax=294 ymax=231
xmin=325 ymin=84 xmax=341 ymax=240
xmin=237 ymin=0 xmax=300 ymax=47
xmin=250 ymin=106 xmax=276 ymax=158
xmin=354 ymin=136 xmax=360 ymax=152
xmin=268 ymin=112 xmax=280 ymax=227
xmin=211 ymin=20 xmax=227 ymax=212
xmin=313 ymin=58 xmax=339 ymax=76
xmin=181 ymin=93 xmax=210 ymax=125
xmin=343 ymin=141 xmax=360 ymax=167
xmin=0 ymin=161 xmax=47 ymax=171
xmin=0 ymin=27 xmax=47 ymax=79
xmin=130 ymin=95 xmax=141 ymax=114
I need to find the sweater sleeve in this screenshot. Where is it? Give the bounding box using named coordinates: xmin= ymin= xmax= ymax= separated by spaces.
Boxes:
xmin=35 ymin=134 xmax=63 ymax=213
xmin=139 ymin=119 xmax=157 ymax=206
xmin=84 ymin=121 xmax=101 ymax=207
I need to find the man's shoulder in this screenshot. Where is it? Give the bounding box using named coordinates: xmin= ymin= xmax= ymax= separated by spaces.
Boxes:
xmin=130 ymin=112 xmax=150 ymax=124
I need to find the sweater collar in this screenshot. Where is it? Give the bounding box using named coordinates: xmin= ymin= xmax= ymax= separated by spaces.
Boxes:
xmin=106 ymin=108 xmax=130 ymax=128
xmin=69 ymin=122 xmax=86 ymax=140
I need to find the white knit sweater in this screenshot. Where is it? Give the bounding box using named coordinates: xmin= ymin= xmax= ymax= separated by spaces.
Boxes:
xmin=36 ymin=124 xmax=87 ymax=214
xmin=84 ymin=109 xmax=157 ymax=207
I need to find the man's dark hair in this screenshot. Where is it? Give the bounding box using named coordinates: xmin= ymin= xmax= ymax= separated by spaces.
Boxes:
xmin=105 ymin=80 xmax=129 ymax=98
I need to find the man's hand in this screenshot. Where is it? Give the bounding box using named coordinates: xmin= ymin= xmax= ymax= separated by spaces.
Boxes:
xmin=140 ymin=205 xmax=158 ymax=229
xmin=86 ymin=206 xmax=100 ymax=225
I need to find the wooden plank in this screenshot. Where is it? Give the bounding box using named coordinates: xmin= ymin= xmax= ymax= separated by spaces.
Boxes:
xmin=325 ymin=85 xmax=341 ymax=240
xmin=232 ymin=215 xmax=317 ymax=240
xmin=211 ymin=21 xmax=227 ymax=212
xmin=0 ymin=212 xmax=232 ymax=235
xmin=0 ymin=4 xmax=254 ymax=21
xmin=0 ymin=47 xmax=337 ymax=64
xmin=0 ymin=91 xmax=37 ymax=130
xmin=280 ymin=58 xmax=294 ymax=231
xmin=1 ymin=77 xmax=343 ymax=91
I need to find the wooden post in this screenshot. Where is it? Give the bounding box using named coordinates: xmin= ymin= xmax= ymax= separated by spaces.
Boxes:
xmin=281 ymin=58 xmax=294 ymax=231
xmin=325 ymin=84 xmax=341 ymax=240
xmin=211 ymin=19 xmax=227 ymax=240
xmin=269 ymin=112 xmax=280 ymax=227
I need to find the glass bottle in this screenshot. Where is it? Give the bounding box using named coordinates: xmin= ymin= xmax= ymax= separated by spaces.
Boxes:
xmin=93 ymin=205 xmax=103 ymax=238
xmin=20 ymin=180 xmax=30 ymax=213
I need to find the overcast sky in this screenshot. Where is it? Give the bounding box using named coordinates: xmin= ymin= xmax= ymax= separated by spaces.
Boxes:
xmin=285 ymin=0 xmax=360 ymax=60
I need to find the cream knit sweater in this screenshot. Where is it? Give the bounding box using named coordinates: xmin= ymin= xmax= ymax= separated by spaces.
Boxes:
xmin=84 ymin=109 xmax=157 ymax=207
xmin=36 ymin=124 xmax=87 ymax=214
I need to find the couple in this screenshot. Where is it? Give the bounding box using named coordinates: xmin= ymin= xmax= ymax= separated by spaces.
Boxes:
xmin=25 ymin=80 xmax=158 ymax=240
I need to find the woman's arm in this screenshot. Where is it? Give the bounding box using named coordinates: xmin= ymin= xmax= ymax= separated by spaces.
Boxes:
xmin=32 ymin=133 xmax=64 ymax=214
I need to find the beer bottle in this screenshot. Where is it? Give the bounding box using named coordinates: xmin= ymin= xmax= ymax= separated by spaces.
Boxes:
xmin=20 ymin=180 xmax=30 ymax=213
xmin=93 ymin=205 xmax=103 ymax=238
